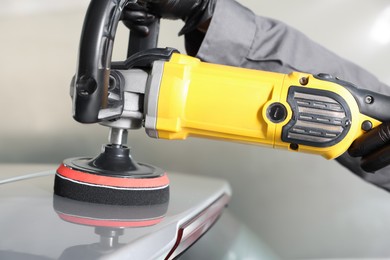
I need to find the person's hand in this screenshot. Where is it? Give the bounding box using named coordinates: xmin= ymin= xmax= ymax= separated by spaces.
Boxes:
xmin=140 ymin=0 xmax=212 ymax=20
xmin=123 ymin=0 xmax=215 ymax=35
xmin=122 ymin=3 xmax=157 ymax=36
xmin=348 ymin=122 xmax=390 ymax=172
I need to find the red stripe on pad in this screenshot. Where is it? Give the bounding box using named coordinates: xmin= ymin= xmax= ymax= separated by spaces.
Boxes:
xmin=57 ymin=164 xmax=169 ymax=188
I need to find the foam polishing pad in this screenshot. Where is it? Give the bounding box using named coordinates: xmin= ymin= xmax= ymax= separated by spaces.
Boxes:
xmin=54 ymin=161 xmax=169 ymax=206
xmin=54 ymin=145 xmax=169 ymax=206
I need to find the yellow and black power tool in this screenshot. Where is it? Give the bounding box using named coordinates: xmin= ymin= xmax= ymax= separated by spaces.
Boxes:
xmin=55 ymin=0 xmax=390 ymax=206
xmin=118 ymin=52 xmax=385 ymax=160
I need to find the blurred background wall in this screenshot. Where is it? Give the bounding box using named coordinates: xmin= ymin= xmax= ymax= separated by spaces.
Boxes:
xmin=2 ymin=0 xmax=390 ymax=258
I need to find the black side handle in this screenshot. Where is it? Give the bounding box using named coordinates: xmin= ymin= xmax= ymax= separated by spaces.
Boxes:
xmin=73 ymin=0 xmax=130 ymax=123
xmin=73 ymin=0 xmax=160 ymax=123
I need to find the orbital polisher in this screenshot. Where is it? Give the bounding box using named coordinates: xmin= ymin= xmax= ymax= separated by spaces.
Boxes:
xmin=55 ymin=0 xmax=390 ymax=205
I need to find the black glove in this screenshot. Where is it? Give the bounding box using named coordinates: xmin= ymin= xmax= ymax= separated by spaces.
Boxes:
xmin=348 ymin=122 xmax=390 ymax=172
xmin=124 ymin=0 xmax=215 ymax=35
xmin=122 ymin=3 xmax=157 ymax=37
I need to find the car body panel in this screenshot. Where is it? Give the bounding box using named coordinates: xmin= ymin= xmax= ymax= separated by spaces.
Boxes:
xmin=0 ymin=165 xmax=231 ymax=259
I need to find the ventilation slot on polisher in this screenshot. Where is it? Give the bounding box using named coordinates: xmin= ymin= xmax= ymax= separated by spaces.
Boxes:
xmin=282 ymin=86 xmax=352 ymax=147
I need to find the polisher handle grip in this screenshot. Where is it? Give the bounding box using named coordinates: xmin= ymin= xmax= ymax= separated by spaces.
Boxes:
xmin=73 ymin=0 xmax=159 ymax=124
xmin=73 ymin=0 xmax=129 ymax=123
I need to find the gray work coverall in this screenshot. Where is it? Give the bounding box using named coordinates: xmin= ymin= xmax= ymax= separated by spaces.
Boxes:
xmin=187 ymin=0 xmax=390 ymax=191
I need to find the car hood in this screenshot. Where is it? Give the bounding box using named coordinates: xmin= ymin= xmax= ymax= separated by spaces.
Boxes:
xmin=0 ymin=165 xmax=231 ymax=259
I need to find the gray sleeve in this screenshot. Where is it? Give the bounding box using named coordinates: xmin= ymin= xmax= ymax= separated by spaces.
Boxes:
xmin=191 ymin=0 xmax=390 ymax=191
xmin=198 ymin=0 xmax=389 ymax=93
